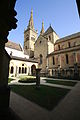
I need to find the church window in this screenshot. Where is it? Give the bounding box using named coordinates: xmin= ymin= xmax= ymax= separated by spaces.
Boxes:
xmin=68 ymin=42 xmax=71 ymax=48
xmin=19 ymin=67 xmax=21 ymax=74
xmin=25 ymin=46 xmax=27 ymax=49
xmin=58 ymin=45 xmax=60 ymax=50
xmin=66 ymin=54 xmax=69 ymax=64
xmin=52 ymin=70 xmax=54 ymax=75
xmin=53 ymin=56 xmax=55 ymax=65
xmin=26 ymin=37 xmax=29 ymax=41
xmin=22 ymin=67 xmax=24 ymax=73
xmin=10 ymin=66 xmax=14 ymax=74
xmin=40 ymin=41 xmax=42 ymax=44
xmin=49 ymin=35 xmax=51 ymax=40
xmin=25 ymin=68 xmax=27 ymax=73
xmin=40 ymin=54 xmax=43 ymax=64
xmin=61 ymin=44 xmax=64 ymax=49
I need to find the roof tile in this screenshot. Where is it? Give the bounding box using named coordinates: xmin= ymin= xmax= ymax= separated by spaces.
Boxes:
xmin=5 ymin=41 xmax=22 ymax=51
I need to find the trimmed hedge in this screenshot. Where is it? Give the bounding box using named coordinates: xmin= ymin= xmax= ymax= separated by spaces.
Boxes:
xmin=18 ymin=77 xmax=36 ymax=83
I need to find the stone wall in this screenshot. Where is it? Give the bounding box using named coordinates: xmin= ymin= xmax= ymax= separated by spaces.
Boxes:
xmin=9 ymin=59 xmax=38 ymax=77
xmin=48 ymin=32 xmax=80 ymax=79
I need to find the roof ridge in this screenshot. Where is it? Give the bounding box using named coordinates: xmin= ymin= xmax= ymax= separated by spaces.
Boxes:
xmin=5 ymin=40 xmax=22 ymax=51
xmin=43 ymin=25 xmax=57 ymax=36
xmin=55 ymin=32 xmax=80 ymax=44
xmin=8 ymin=40 xmax=20 ymax=45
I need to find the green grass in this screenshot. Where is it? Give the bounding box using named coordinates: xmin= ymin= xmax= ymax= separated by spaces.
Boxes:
xmin=8 ymin=78 xmax=14 ymax=83
xmin=45 ymin=79 xmax=77 ymax=86
xmin=10 ymin=85 xmax=70 ymax=110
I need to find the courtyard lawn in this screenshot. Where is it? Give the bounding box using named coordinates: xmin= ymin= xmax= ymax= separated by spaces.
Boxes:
xmin=10 ymin=85 xmax=70 ymax=110
xmin=45 ymin=79 xmax=77 ymax=86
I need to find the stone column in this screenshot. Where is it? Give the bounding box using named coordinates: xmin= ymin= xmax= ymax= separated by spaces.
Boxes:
xmin=0 ymin=0 xmax=17 ymax=108
xmin=36 ymin=68 xmax=41 ymax=89
xmin=74 ymin=63 xmax=79 ymax=79
xmin=58 ymin=65 xmax=61 ymax=78
xmin=0 ymin=47 xmax=11 ymax=108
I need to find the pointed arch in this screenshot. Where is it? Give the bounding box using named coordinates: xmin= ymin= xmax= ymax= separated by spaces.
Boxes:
xmin=31 ymin=64 xmax=36 ymax=76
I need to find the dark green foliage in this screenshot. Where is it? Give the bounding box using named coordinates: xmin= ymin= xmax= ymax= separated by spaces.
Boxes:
xmin=18 ymin=76 xmax=36 ymax=83
xmin=8 ymin=78 xmax=14 ymax=83
xmin=8 ymin=78 xmax=12 ymax=83
xmin=45 ymin=79 xmax=77 ymax=86
xmin=18 ymin=78 xmax=36 ymax=83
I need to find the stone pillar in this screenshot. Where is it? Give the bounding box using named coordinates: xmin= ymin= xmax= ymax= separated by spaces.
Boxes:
xmin=0 ymin=47 xmax=11 ymax=108
xmin=36 ymin=68 xmax=41 ymax=89
xmin=74 ymin=63 xmax=79 ymax=79
xmin=0 ymin=0 xmax=17 ymax=109
xmin=76 ymin=53 xmax=78 ymax=63
xmin=58 ymin=65 xmax=61 ymax=78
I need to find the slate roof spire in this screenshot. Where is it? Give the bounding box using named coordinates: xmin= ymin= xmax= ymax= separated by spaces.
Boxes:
xmin=40 ymin=21 xmax=45 ymax=35
xmin=27 ymin=9 xmax=34 ymax=29
xmin=43 ymin=25 xmax=54 ymax=36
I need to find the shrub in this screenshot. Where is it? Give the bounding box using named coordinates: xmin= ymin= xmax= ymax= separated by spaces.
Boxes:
xmin=8 ymin=78 xmax=14 ymax=83
xmin=18 ymin=76 xmax=36 ymax=83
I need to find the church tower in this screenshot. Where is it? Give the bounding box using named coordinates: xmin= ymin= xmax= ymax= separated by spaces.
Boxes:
xmin=24 ymin=10 xmax=38 ymax=58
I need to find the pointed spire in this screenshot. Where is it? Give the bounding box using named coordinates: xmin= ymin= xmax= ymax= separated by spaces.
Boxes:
xmin=49 ymin=23 xmax=51 ymax=27
xmin=27 ymin=9 xmax=34 ymax=29
xmin=40 ymin=21 xmax=45 ymax=35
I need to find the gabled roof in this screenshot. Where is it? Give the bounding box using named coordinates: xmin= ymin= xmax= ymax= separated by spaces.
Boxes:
xmin=43 ymin=25 xmax=55 ymax=36
xmin=55 ymin=32 xmax=80 ymax=44
xmin=34 ymin=34 xmax=47 ymax=45
xmin=5 ymin=41 xmax=22 ymax=51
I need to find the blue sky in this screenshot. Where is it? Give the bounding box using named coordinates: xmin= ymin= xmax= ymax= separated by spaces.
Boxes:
xmin=8 ymin=0 xmax=80 ymax=46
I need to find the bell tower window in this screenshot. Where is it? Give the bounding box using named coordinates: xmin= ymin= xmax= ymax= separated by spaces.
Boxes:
xmin=26 ymin=36 xmax=29 ymax=41
xmin=49 ymin=35 xmax=51 ymax=40
xmin=68 ymin=42 xmax=71 ymax=48
xmin=58 ymin=45 xmax=60 ymax=50
xmin=25 ymin=46 xmax=27 ymax=49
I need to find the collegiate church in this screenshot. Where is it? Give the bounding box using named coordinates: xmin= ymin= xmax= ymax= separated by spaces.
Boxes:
xmin=5 ymin=10 xmax=80 ymax=79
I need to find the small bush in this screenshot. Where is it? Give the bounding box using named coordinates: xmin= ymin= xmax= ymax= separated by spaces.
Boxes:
xmin=18 ymin=76 xmax=36 ymax=83
xmin=8 ymin=78 xmax=14 ymax=83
